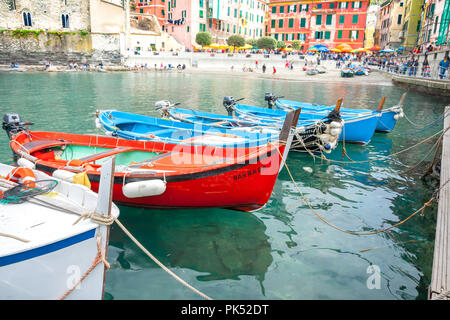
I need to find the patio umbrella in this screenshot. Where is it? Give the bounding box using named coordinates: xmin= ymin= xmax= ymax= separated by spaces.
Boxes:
xmin=330 ymin=48 xmax=342 ymax=52
xmin=312 ymin=44 xmax=329 ymax=50
xmin=307 ymin=47 xmax=319 ymax=52
xmin=336 ymin=43 xmax=353 ymax=53
xmin=206 ymin=43 xmax=221 ymax=49
xmin=368 ymin=45 xmax=382 ymax=51
xmin=316 ymin=47 xmax=330 ymax=52
xmin=380 ymin=48 xmax=395 ymax=53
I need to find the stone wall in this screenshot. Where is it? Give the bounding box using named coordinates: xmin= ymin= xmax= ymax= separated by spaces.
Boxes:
xmin=0 ymin=30 xmax=121 ymax=65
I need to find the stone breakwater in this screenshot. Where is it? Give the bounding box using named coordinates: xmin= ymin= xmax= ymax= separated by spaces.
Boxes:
xmin=0 ymin=30 xmax=122 ymax=66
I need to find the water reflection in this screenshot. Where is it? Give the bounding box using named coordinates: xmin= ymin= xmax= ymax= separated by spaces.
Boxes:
xmin=109 ymin=207 xmax=273 ymax=290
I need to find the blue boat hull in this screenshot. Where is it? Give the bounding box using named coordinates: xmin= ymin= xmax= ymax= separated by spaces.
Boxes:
xmin=98 ymin=110 xmax=276 ymax=148
xmin=233 ymin=104 xmax=378 ymax=144
xmin=164 ymin=107 xmax=343 ymax=153
xmin=338 ymin=114 xmax=380 ymax=144
xmin=275 ymin=99 xmax=401 ymax=134
xmin=376 ymin=110 xmax=397 ymax=132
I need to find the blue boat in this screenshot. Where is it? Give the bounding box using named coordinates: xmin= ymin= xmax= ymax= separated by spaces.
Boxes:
xmin=160 ymin=98 xmax=344 ymax=153
xmin=97 ymin=110 xmax=276 ymax=149
xmin=232 ymin=103 xmax=380 ymax=145
xmin=273 ymin=93 xmax=406 ymax=133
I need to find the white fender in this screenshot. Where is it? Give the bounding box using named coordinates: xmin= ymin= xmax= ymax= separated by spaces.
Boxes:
xmin=95 ymin=118 xmax=102 ymax=129
xmin=53 ymin=169 xmax=77 ymax=182
xmin=17 ymin=158 xmax=36 ymax=169
xmin=123 ymin=179 xmax=166 ymax=198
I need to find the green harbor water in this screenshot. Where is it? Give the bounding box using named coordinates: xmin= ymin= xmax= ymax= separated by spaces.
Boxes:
xmin=0 ymin=71 xmax=447 ymax=300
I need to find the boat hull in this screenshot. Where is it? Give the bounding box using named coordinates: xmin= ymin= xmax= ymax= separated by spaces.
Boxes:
xmin=276 ymin=99 xmax=401 ymax=135
xmin=338 ymin=114 xmax=380 ymax=144
xmin=376 ymin=110 xmax=398 ymax=132
xmin=9 ymin=130 xmax=289 ymax=212
xmin=0 ymin=227 xmax=106 ymax=300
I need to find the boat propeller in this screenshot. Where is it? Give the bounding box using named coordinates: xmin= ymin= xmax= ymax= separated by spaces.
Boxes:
xmin=264 ymin=93 xmax=285 ymax=109
xmin=223 ymin=96 xmax=244 ymax=116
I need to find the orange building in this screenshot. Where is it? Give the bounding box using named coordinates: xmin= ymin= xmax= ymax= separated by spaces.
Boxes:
xmin=136 ymin=0 xmax=166 ymax=27
xmin=268 ymin=0 xmax=370 ymax=51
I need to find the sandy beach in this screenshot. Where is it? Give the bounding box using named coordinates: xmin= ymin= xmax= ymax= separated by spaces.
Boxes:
xmin=0 ymin=62 xmax=393 ymax=85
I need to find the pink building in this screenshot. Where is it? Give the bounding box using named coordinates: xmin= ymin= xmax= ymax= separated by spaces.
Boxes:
xmin=165 ymin=0 xmax=268 ymax=51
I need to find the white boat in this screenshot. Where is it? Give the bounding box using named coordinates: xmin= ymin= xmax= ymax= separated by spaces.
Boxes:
xmin=0 ymin=158 xmax=119 ymax=300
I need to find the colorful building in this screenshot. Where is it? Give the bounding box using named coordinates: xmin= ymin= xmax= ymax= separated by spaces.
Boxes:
xmin=419 ymin=0 xmax=450 ymax=47
xmin=267 ymin=0 xmax=370 ymax=51
xmin=364 ymin=4 xmax=380 ymax=48
xmin=136 ymin=0 xmax=167 ymax=27
xmin=399 ymin=0 xmax=423 ymax=50
xmin=378 ymin=0 xmax=404 ymax=49
xmin=165 ymin=0 xmax=268 ymax=50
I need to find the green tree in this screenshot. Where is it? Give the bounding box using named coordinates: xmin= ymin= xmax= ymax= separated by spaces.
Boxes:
xmin=277 ymin=41 xmax=286 ymax=49
xmin=227 ymin=35 xmax=245 ymax=51
xmin=246 ymin=39 xmax=258 ymax=47
xmin=256 ymin=36 xmax=277 ymax=50
xmin=195 ymin=32 xmax=212 ymax=47
xmin=291 ymin=40 xmax=302 ymax=50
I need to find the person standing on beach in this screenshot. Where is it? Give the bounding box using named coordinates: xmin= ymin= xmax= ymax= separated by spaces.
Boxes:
xmin=439 ymin=55 xmax=449 ymax=79
xmin=255 ymin=60 xmax=259 ymax=69
xmin=262 ymin=64 xmax=266 ymax=73
xmin=273 ymin=66 xmax=277 ymax=74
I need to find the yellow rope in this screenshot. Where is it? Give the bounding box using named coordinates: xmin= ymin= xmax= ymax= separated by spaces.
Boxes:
xmin=272 ymin=144 xmax=436 ymax=236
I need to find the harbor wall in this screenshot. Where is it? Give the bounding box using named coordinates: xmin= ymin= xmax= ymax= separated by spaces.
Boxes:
xmin=0 ymin=30 xmax=122 ymax=65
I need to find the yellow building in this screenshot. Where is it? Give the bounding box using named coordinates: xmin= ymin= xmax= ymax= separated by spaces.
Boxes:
xmin=399 ymin=0 xmax=424 ymax=50
xmin=364 ymin=4 xmax=380 ymax=48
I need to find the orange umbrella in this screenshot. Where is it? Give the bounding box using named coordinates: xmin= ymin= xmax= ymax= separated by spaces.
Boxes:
xmin=336 ymin=43 xmax=353 ymax=53
xmin=368 ymin=45 xmax=382 ymax=52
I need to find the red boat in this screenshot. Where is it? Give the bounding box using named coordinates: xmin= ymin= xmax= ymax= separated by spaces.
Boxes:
xmin=3 ymin=110 xmax=299 ymax=212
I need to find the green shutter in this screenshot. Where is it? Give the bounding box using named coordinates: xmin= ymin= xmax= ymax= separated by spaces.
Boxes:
xmin=339 ymin=15 xmax=344 ymax=24
xmin=289 ymin=18 xmax=294 ymax=28
xmin=352 ymin=15 xmax=358 ymax=24
xmin=316 ymin=15 xmax=322 ymax=25
xmin=272 ymin=6 xmax=276 ymax=13
xmin=279 ymin=19 xmax=283 ymax=28
xmin=352 ymin=1 xmax=355 ymax=8
xmin=325 ymin=31 xmax=330 ymax=39
xmin=326 ymin=14 xmax=332 ymax=25
xmin=271 ymin=19 xmax=275 ymax=28
xmin=329 ymin=3 xmax=334 ymax=9
xmin=338 ymin=30 xmax=342 ymax=39
xmin=280 ymin=6 xmax=284 ymax=13
xmin=300 ymin=18 xmax=306 ymax=28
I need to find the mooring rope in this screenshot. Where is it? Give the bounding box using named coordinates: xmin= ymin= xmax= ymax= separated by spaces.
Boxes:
xmin=271 ymin=143 xmax=442 ymax=236
xmin=59 ymin=234 xmax=110 ymax=300
xmin=307 ymin=127 xmax=449 ymax=165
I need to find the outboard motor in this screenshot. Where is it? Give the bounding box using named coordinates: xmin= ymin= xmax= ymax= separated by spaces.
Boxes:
xmin=264 ymin=93 xmax=276 ymax=109
xmin=2 ymin=113 xmax=32 ymax=140
xmin=223 ymin=96 xmax=236 ymax=116
xmin=155 ymin=100 xmax=180 ymax=118
xmin=3 ymin=113 xmax=33 ymax=161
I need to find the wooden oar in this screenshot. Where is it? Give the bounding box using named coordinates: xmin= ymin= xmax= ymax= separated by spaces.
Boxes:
xmin=377 ymin=96 xmax=386 ymax=111
xmin=333 ymin=98 xmax=343 ymax=113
